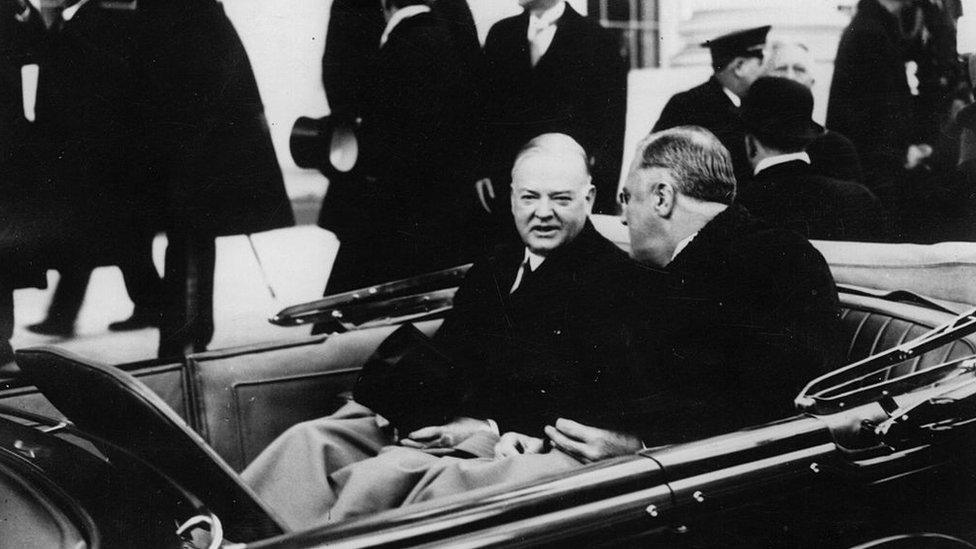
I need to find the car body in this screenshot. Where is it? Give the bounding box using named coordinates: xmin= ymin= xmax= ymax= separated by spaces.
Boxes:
xmin=2 ymin=227 xmax=976 ymax=549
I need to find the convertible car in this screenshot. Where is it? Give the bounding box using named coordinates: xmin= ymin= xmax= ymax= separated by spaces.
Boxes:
xmin=1 ymin=222 xmax=976 ymax=548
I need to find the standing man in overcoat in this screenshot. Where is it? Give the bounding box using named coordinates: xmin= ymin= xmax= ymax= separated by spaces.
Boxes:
xmin=329 ymin=0 xmax=482 ymax=289
xmin=652 ymin=26 xmax=770 ymax=188
xmin=827 ymin=0 xmax=917 ymax=197
xmin=477 ymin=0 xmax=628 ymax=219
xmin=136 ymin=0 xmax=294 ymax=357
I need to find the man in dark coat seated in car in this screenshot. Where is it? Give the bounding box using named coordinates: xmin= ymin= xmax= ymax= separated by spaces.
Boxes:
xmin=252 ymin=126 xmax=844 ymax=523
xmin=242 ymin=133 xmax=646 ymax=529
xmin=738 ymin=77 xmax=887 ymax=241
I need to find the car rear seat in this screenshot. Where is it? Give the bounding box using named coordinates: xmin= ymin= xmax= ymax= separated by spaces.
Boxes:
xmin=839 ymin=293 xmax=975 ymax=380
xmin=2 ymin=293 xmax=973 ymax=471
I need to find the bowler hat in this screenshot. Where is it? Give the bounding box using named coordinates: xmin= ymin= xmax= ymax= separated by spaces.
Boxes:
xmin=740 ymin=76 xmax=820 ymax=145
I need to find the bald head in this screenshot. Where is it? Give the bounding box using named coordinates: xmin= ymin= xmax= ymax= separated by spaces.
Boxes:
xmin=511 ymin=133 xmax=595 ymax=256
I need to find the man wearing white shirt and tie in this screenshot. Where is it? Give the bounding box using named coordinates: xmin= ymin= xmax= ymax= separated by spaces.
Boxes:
xmin=243 ymin=134 xmax=647 ymax=528
xmin=475 ymin=0 xmax=628 ymax=221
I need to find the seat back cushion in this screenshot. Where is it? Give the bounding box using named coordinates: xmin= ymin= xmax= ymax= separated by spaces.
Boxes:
xmin=838 ymin=293 xmax=976 ymax=380
xmin=187 ymin=320 xmax=442 ymax=471
xmin=0 ymin=362 xmax=190 ymax=423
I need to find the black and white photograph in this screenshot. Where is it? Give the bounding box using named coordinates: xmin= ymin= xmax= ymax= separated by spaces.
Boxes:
xmin=2 ymin=0 xmax=976 ymax=546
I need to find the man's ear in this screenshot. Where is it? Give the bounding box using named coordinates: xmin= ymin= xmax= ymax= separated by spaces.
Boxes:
xmin=583 ymin=181 xmax=596 ymax=212
xmin=651 ymin=180 xmax=676 ymax=218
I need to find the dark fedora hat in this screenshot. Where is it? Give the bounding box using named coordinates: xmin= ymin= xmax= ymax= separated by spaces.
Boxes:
xmin=740 ymin=76 xmax=821 ymax=145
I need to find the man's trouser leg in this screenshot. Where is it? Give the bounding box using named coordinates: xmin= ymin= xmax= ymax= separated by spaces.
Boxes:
xmin=240 ymin=401 xmax=394 ymax=530
xmin=158 ymin=233 xmax=215 ymax=358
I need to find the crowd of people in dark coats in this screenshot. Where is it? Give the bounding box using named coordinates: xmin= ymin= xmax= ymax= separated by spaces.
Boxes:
xmin=3 ymin=0 xmax=975 ymax=372
xmin=0 ymin=0 xmax=293 ymax=368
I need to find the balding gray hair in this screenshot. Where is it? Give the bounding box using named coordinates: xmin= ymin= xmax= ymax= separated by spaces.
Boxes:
xmin=512 ymin=133 xmax=591 ymax=178
xmin=634 ymin=126 xmax=736 ymax=205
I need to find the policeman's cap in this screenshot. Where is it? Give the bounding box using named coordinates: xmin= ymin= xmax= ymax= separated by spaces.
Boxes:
xmin=703 ymin=25 xmax=771 ymax=72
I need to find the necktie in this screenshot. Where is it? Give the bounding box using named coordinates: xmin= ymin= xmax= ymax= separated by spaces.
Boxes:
xmin=511 ymin=259 xmax=534 ymax=293
xmin=528 ymin=19 xmax=549 ymax=67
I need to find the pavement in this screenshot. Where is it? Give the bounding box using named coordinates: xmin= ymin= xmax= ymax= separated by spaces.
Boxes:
xmin=10 ymin=225 xmax=339 ymax=365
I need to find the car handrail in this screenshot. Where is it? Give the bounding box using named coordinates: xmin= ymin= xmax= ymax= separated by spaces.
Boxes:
xmin=269 ymin=263 xmax=472 ymax=327
xmin=796 ymin=306 xmax=976 ymax=414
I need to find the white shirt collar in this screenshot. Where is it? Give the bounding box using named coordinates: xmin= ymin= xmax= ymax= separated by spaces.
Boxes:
xmin=380 ymin=4 xmax=431 ymax=47
xmin=754 ymin=151 xmax=811 ymax=176
xmin=522 ymin=248 xmax=546 ymax=271
xmin=62 ymin=0 xmax=90 ymax=21
xmin=672 ymin=232 xmax=698 ymax=261
xmin=27 ymin=0 xmax=89 ymax=20
xmin=722 ymin=86 xmax=742 ymax=108
xmin=528 ymin=1 xmax=565 ymax=32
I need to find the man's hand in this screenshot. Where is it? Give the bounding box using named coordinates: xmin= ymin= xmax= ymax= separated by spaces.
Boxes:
xmin=905 ymin=143 xmax=933 ymax=170
xmin=544 ymin=418 xmax=642 ymax=463
xmin=494 ymin=432 xmax=546 ymax=459
xmin=399 ymin=417 xmax=493 ymax=449
xmin=475 ymin=177 xmax=495 ymax=213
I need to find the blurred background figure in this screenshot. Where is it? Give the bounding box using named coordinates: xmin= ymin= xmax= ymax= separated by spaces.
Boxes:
xmin=827 ymin=0 xmax=925 ymax=208
xmin=322 ymin=0 xmax=482 ymax=299
xmin=653 ymin=25 xmax=770 ymax=188
xmin=475 ymin=0 xmax=627 ymax=232
xmin=26 ymin=241 xmax=163 ymax=338
xmin=738 ymin=76 xmax=886 ymax=242
xmin=315 ymin=0 xmax=386 ymax=295
xmin=765 ymin=39 xmax=865 ymax=184
xmin=138 ymin=0 xmax=294 ymax=357
xmin=0 ymin=0 xmax=293 ymax=361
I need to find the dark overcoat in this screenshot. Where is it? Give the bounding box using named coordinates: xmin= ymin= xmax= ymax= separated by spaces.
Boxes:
xmin=738 ymin=160 xmax=888 ymax=242
xmin=357 ymin=221 xmax=650 ymax=437
xmin=0 ymin=0 xmax=292 ymax=289
xmin=481 ymin=5 xmax=628 ymax=214
xmin=346 ymin=11 xmax=482 ymax=284
xmin=135 ymin=0 xmax=293 ymax=237
xmin=653 ymin=77 xmax=753 ymax=188
xmin=627 ymin=204 xmax=845 ymax=444
xmin=0 ymin=2 xmax=144 ymax=285
xmin=807 ymin=128 xmax=865 ymax=184
xmin=827 ymin=0 xmax=914 ymax=192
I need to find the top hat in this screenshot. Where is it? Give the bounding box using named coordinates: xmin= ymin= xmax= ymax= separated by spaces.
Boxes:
xmin=740 ymin=76 xmax=821 ymax=146
xmin=702 ymin=25 xmax=771 ymax=72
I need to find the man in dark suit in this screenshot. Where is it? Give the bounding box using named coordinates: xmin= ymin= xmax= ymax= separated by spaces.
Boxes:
xmin=738 ymin=77 xmax=887 ymax=242
xmin=243 ymin=133 xmax=645 ymax=528
xmin=0 ymin=0 xmax=150 ymax=364
xmin=765 ymin=39 xmax=865 ymax=184
xmin=477 ymin=0 xmax=628 ymax=217
xmin=653 ymin=26 xmax=770 ymax=188
xmin=318 ymin=0 xmax=483 ymax=295
xmin=323 ymin=0 xmax=483 ymax=294
xmin=827 ymin=0 xmax=919 ymax=197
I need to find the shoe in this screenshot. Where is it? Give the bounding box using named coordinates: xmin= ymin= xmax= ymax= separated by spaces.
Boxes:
xmin=108 ymin=309 xmax=162 ymax=332
xmin=26 ymin=320 xmax=75 ymax=338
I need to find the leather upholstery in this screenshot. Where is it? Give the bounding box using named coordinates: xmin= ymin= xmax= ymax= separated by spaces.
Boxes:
xmin=186 ymin=320 xmax=442 ymax=471
xmin=0 ymin=362 xmax=189 ymax=422
xmin=15 ymin=347 xmax=287 ymax=542
xmin=838 ymin=293 xmax=976 ymax=379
